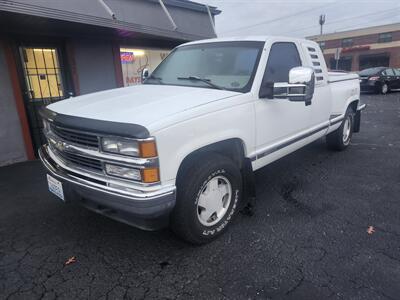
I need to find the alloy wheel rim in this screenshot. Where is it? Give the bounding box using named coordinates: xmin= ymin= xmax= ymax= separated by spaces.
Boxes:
xmin=196 ymin=175 xmax=232 ymax=227
xmin=382 ymin=84 xmax=388 ymax=94
xmin=343 ymin=116 xmax=351 ymax=145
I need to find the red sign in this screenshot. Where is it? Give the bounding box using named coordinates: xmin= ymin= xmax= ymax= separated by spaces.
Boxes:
xmin=125 ymin=76 xmax=141 ymax=85
xmin=121 ymin=52 xmax=134 ymax=63
xmin=341 ymin=45 xmax=370 ymax=53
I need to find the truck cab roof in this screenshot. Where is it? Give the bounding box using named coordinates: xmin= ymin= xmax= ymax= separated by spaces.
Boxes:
xmin=179 ymin=36 xmax=318 ymax=47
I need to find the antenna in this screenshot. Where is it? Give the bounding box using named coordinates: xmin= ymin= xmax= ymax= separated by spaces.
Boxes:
xmin=319 ymin=14 xmax=326 ymax=35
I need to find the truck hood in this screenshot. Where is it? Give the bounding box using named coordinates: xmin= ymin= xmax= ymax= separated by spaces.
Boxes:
xmin=48 ymin=84 xmax=240 ymax=131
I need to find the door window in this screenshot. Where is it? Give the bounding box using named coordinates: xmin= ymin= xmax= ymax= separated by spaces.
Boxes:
xmin=19 ymin=46 xmax=68 ymax=154
xmin=262 ymin=42 xmax=302 ymax=83
xmin=384 ymin=68 xmax=395 ymax=76
xmin=20 ymin=47 xmax=65 ymax=103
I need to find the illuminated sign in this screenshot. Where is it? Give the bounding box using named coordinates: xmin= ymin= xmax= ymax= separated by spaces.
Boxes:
xmin=121 ymin=52 xmax=134 ymax=63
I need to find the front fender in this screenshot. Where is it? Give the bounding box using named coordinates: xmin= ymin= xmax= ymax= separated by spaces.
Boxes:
xmin=152 ymin=102 xmax=255 ymax=184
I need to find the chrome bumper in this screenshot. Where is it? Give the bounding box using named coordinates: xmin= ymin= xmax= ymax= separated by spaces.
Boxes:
xmin=39 ymin=145 xmax=176 ymax=227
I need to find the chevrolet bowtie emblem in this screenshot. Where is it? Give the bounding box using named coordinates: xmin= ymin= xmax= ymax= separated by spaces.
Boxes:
xmin=56 ymin=140 xmax=66 ymax=151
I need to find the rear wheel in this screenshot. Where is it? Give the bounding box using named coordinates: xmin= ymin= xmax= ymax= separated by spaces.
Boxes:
xmin=326 ymin=107 xmax=354 ymax=151
xmin=171 ymin=153 xmax=242 ymax=244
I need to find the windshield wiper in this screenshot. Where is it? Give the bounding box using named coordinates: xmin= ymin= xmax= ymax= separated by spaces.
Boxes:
xmin=145 ymin=74 xmax=163 ymax=83
xmin=177 ymin=76 xmax=225 ymax=90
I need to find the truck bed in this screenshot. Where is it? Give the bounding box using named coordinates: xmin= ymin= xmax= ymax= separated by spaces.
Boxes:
xmin=328 ymin=71 xmax=359 ymax=83
xmin=327 ymin=71 xmax=360 ymax=115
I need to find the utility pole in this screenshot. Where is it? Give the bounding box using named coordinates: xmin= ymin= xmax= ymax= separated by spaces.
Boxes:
xmin=319 ymin=14 xmax=326 ymax=35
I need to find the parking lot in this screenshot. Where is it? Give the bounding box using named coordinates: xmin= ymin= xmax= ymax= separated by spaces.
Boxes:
xmin=1 ymin=93 xmax=399 ymax=300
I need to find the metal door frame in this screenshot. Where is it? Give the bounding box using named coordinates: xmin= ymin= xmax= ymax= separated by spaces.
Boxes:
xmin=13 ymin=38 xmax=74 ymax=155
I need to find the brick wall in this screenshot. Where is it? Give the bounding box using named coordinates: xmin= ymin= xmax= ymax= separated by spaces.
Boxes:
xmin=323 ymin=46 xmax=400 ymax=71
xmin=324 ymin=30 xmax=400 ymax=49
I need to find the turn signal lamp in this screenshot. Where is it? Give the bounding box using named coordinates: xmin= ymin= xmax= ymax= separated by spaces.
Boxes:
xmin=142 ymin=168 xmax=160 ymax=183
xmin=139 ymin=141 xmax=158 ymax=158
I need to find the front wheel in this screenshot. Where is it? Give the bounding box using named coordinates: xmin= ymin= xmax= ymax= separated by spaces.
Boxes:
xmin=171 ymin=153 xmax=242 ymax=244
xmin=381 ymin=83 xmax=389 ymax=94
xmin=326 ymin=107 xmax=354 ymax=151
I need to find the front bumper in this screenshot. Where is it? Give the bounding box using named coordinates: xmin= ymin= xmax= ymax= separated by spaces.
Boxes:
xmin=39 ymin=145 xmax=176 ymax=230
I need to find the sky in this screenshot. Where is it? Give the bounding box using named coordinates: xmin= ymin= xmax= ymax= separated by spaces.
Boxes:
xmin=194 ymin=0 xmax=400 ymax=38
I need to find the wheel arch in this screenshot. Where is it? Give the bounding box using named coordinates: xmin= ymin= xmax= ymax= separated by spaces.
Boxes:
xmin=175 ymin=137 xmax=256 ymax=208
xmin=348 ymin=99 xmax=359 ymax=113
xmin=176 ymin=138 xmax=247 ymax=182
xmin=344 ymin=99 xmax=360 ymax=133
xmin=177 ymin=138 xmax=247 ymax=171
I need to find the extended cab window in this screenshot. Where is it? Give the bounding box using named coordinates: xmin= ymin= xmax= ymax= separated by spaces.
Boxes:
xmin=263 ymin=42 xmax=302 ymax=83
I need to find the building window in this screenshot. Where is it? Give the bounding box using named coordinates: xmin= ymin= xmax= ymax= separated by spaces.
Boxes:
xmin=342 ymin=38 xmax=353 ymax=48
xmin=359 ymin=54 xmax=390 ymax=70
xmin=330 ymin=56 xmax=352 ymax=71
xmin=378 ymin=32 xmax=392 ymax=43
xmin=120 ymin=48 xmax=170 ymax=86
xmin=318 ymin=41 xmax=326 ymax=50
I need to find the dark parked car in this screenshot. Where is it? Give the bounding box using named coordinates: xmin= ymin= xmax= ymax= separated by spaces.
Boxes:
xmin=359 ymin=67 xmax=400 ymax=94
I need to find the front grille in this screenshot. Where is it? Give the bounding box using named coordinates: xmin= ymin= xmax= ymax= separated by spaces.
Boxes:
xmin=51 ymin=125 xmax=99 ymax=148
xmin=55 ymin=149 xmax=103 ymax=172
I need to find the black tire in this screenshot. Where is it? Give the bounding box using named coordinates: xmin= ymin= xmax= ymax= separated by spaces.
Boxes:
xmin=171 ymin=153 xmax=242 ymax=244
xmin=326 ymin=107 xmax=354 ymax=151
xmin=381 ymin=83 xmax=389 ymax=95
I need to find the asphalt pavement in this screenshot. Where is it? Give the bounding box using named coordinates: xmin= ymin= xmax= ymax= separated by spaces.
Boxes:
xmin=1 ymin=93 xmax=400 ymax=300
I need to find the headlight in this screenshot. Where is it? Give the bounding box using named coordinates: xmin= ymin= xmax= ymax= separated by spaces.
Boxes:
xmin=105 ymin=164 xmax=142 ymax=181
xmin=101 ymin=137 xmax=157 ymax=158
xmin=101 ymin=138 xmax=139 ymax=157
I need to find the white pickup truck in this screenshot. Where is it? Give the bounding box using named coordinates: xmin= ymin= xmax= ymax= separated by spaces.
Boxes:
xmin=39 ymin=36 xmax=365 ymax=244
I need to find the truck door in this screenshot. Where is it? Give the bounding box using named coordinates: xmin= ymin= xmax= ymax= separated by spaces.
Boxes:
xmin=253 ymin=41 xmax=312 ymax=166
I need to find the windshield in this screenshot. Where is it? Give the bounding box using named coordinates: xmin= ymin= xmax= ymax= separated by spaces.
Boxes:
xmin=144 ymin=41 xmax=264 ymax=92
xmin=359 ymin=67 xmax=385 ymax=76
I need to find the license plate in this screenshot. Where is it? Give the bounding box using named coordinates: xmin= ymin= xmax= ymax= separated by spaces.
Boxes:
xmin=47 ymin=174 xmax=65 ymax=201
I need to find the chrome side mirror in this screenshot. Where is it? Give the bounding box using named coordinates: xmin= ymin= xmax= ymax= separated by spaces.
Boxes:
xmin=271 ymin=67 xmax=315 ymax=106
xmin=259 ymin=67 xmax=315 ymax=105
xmin=289 ymin=66 xmax=314 ymax=85
xmin=288 ymin=66 xmax=315 ymax=105
xmin=141 ymin=68 xmax=149 ymax=82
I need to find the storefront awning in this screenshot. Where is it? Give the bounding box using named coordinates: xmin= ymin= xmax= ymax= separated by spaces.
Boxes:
xmin=0 ymin=0 xmax=220 ymax=41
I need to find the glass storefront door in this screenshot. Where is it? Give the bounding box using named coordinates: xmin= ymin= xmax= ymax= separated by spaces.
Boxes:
xmin=18 ymin=46 xmax=70 ymax=153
